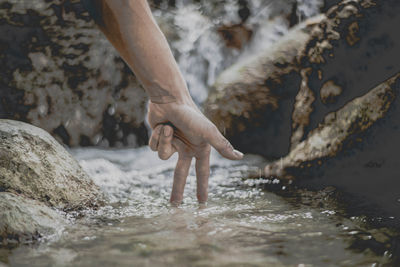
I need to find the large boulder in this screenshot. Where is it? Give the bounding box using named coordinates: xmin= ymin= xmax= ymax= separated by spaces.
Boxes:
xmin=205 ymin=15 xmax=325 ymax=158
xmin=0 ymin=0 xmax=148 ymax=147
xmin=265 ymin=72 xmax=399 ymax=178
xmin=0 ymin=119 xmax=105 ymax=243
xmin=0 ymin=119 xmax=104 ymax=210
xmin=204 ymin=0 xmax=400 ymax=158
xmin=264 ymin=73 xmax=400 ymax=219
xmin=205 ymin=0 xmax=400 ymax=219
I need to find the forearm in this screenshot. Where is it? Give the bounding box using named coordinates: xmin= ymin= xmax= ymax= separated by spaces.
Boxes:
xmin=89 ymin=0 xmax=192 ymax=104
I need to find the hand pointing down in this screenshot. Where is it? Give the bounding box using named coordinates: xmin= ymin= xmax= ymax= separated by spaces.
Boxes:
xmin=148 ymin=101 xmax=243 ymax=204
xmin=84 ymin=0 xmax=243 ymax=204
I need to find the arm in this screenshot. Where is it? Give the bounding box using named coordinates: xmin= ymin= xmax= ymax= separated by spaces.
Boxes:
xmin=88 ymin=0 xmax=190 ymax=104
xmin=85 ymin=0 xmax=243 ymax=204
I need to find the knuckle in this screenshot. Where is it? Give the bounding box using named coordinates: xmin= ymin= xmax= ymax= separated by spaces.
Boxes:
xmin=149 ymin=140 xmax=157 ymax=151
xmin=158 ymin=151 xmax=169 ymax=160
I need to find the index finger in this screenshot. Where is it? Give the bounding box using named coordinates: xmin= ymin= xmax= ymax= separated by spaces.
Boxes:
xmin=203 ymin=123 xmax=244 ymax=160
xmin=195 ymin=150 xmax=210 ymax=204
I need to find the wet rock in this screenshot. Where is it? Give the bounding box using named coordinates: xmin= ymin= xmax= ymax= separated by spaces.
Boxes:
xmin=0 ymin=119 xmax=104 ymax=210
xmin=264 ymin=73 xmax=400 ymax=219
xmin=0 ymin=0 xmax=148 ymax=147
xmin=264 ymin=73 xmax=399 ymax=179
xmin=204 ymin=0 xmax=400 ymax=158
xmin=0 ymin=192 xmax=66 ymax=245
xmin=217 ymin=23 xmax=253 ymax=50
xmin=319 ymin=80 xmax=342 ymax=104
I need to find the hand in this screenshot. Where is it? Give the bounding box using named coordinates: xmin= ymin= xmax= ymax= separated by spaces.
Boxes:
xmin=147 ymin=100 xmax=243 ymax=204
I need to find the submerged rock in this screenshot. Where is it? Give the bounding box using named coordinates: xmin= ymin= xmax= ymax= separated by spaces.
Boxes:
xmin=0 ymin=119 xmax=104 ymax=210
xmin=0 ymin=192 xmax=66 ymax=245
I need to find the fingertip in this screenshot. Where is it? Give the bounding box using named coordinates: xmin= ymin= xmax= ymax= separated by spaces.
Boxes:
xmin=220 ymin=149 xmax=244 ymax=160
xmin=198 ymin=202 xmax=207 ymax=209
xmin=170 ymin=199 xmax=182 ymax=207
xmin=163 ymin=125 xmax=173 ymax=137
xmin=197 ymin=194 xmax=208 ymax=204
xmin=149 ymin=124 xmax=163 ymax=151
xmin=170 ymin=195 xmax=183 ymax=206
xmin=233 ymin=149 xmax=244 ymax=159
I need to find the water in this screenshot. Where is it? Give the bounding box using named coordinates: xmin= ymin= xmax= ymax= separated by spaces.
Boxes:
xmin=153 ymin=0 xmax=323 ymax=104
xmin=1 ymin=147 xmax=394 ymax=266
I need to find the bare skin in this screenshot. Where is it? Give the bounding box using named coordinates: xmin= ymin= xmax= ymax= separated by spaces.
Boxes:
xmin=89 ymin=0 xmax=243 ymax=204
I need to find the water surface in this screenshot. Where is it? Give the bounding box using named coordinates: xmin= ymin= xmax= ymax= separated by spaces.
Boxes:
xmin=2 ymin=148 xmax=393 ymax=266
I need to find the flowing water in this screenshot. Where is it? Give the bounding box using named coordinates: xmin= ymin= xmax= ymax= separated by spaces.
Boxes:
xmin=153 ymin=0 xmax=323 ymax=104
xmin=2 ymin=148 xmax=396 ymax=266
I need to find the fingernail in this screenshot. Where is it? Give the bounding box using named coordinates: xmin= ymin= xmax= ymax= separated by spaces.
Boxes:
xmin=164 ymin=126 xmax=171 ymax=137
xmin=233 ymin=149 xmax=243 ymax=158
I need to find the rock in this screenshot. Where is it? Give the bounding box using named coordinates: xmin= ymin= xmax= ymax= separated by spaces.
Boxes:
xmin=264 ymin=73 xmax=400 ymax=219
xmin=217 ymin=23 xmax=253 ymax=50
xmin=0 ymin=0 xmax=148 ymax=147
xmin=0 ymin=192 xmax=66 ymax=245
xmin=204 ymin=0 xmax=400 ymax=158
xmin=0 ymin=119 xmax=104 ymax=210
xmin=264 ymin=72 xmax=399 ymax=179
xmin=205 ymin=15 xmax=325 ymax=158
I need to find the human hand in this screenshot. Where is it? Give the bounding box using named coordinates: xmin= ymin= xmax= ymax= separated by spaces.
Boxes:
xmin=147 ymin=100 xmax=243 ymax=204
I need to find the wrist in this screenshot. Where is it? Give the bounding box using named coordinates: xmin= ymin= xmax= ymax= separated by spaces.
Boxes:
xmin=149 ymin=85 xmax=194 ymax=106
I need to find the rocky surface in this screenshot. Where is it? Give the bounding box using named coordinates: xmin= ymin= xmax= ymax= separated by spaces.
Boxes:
xmin=205 ymin=0 xmax=400 ymax=158
xmin=0 ymin=192 xmax=66 ymax=245
xmin=264 ymin=72 xmax=400 ymax=179
xmin=0 ymin=119 xmax=104 ymax=210
xmin=205 ymin=15 xmax=325 ymax=158
xmin=0 ymin=0 xmax=148 ymax=147
xmin=0 ymin=119 xmax=106 ymax=243
xmin=264 ymin=72 xmax=400 ymax=219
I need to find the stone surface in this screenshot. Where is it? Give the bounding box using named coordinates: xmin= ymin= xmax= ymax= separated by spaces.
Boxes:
xmin=264 ymin=72 xmax=399 ymax=179
xmin=0 ymin=0 xmax=148 ymax=147
xmin=205 ymin=15 xmax=325 ymax=158
xmin=204 ymin=0 xmax=400 ymax=158
xmin=0 ymin=119 xmax=104 ymax=211
xmin=0 ymin=192 xmax=66 ymax=245
xmin=264 ymin=72 xmax=400 ymax=219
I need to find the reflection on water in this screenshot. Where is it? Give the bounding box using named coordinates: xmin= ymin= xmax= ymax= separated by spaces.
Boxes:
xmin=2 ymin=147 xmax=394 ymax=266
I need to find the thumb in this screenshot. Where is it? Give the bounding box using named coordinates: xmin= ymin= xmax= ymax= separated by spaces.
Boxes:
xmin=203 ymin=123 xmax=243 ymax=160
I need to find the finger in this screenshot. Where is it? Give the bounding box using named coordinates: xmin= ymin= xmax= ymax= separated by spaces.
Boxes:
xmin=158 ymin=125 xmax=176 ymax=160
xmin=170 ymin=155 xmax=192 ymax=205
xmin=149 ymin=124 xmax=163 ymax=151
xmin=195 ymin=149 xmax=210 ymax=204
xmin=204 ymin=124 xmax=243 ymax=160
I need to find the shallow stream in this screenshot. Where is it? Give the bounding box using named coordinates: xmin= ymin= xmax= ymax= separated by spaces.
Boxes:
xmin=2 ymin=148 xmax=395 ymax=266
